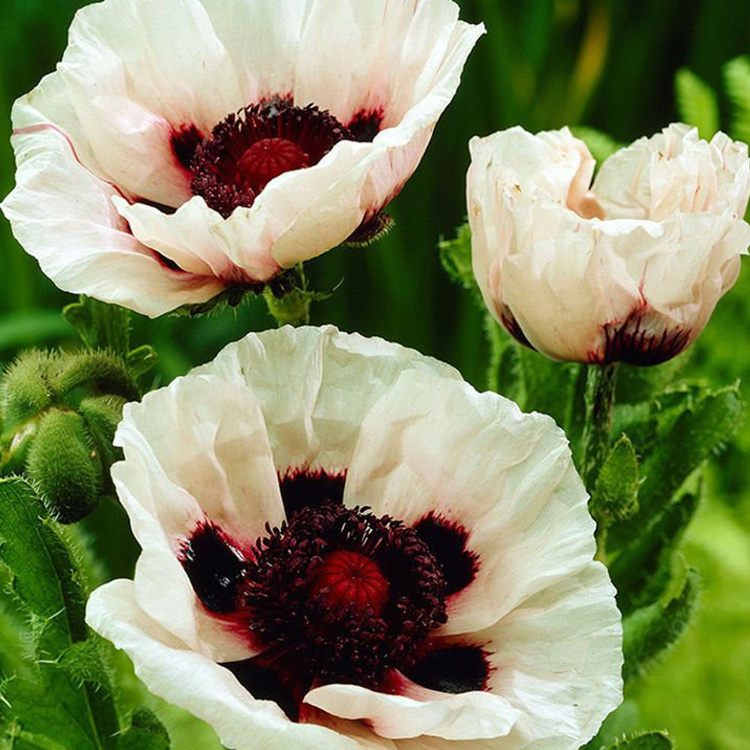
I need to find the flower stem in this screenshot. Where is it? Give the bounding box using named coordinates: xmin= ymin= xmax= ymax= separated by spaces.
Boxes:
xmin=581 ymin=362 xmax=619 ymax=491
xmin=263 ymin=264 xmax=311 ymax=327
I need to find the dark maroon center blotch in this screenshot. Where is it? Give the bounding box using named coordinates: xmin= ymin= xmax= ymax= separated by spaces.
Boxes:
xmin=404 ymin=645 xmax=491 ymax=693
xmin=413 ymin=512 xmax=479 ymax=596
xmin=180 ymin=522 xmax=246 ymax=613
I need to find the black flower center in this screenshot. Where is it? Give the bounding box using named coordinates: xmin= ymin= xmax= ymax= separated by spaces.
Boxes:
xmin=189 ymin=99 xmax=352 ymax=218
xmin=179 ymin=470 xmax=489 ymax=719
xmin=241 ymin=502 xmax=448 ymax=689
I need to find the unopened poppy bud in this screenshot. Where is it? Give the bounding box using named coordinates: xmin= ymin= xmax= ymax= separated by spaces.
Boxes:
xmin=78 ymin=395 xmax=127 ymax=473
xmin=26 ymin=409 xmax=102 ymax=523
xmin=2 ymin=351 xmax=57 ymax=430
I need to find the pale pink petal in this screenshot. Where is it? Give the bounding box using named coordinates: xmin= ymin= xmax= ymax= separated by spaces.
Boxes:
xmin=86 ymin=581 xmax=361 ymax=750
xmin=304 ymin=680 xmax=520 ymax=741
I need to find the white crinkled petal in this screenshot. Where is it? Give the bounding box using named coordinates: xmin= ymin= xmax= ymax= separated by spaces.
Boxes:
xmin=474 ymin=563 xmax=623 ymax=750
xmin=112 ymin=373 xmax=284 ymax=659
xmin=304 ymin=680 xmax=521 ymax=741
xmin=86 ymin=581 xmax=362 ymax=750
xmin=594 ymin=123 xmax=750 ymax=220
xmin=59 ymin=0 xmax=244 ymax=205
xmin=113 ymin=195 xmax=281 ymax=282
xmin=192 ymin=325 xmax=462 ymax=474
xmin=0 ymin=103 xmax=224 ymax=317
xmin=345 ymin=369 xmax=597 ymax=635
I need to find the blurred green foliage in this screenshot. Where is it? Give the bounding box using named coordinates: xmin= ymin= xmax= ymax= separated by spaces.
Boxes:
xmin=1 ymin=1 xmax=750 ymax=748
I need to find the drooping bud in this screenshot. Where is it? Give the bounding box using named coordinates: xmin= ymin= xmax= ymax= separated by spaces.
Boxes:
xmin=26 ymin=409 xmax=102 ymax=523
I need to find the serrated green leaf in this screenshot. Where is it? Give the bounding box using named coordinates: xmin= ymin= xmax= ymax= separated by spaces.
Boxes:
xmin=571 ymin=126 xmax=624 ymax=163
xmin=637 ymin=387 xmax=742 ymax=518
xmin=675 ymin=68 xmax=720 ymax=139
xmin=724 ymin=56 xmax=750 ymax=144
xmin=439 ymin=222 xmax=478 ymax=295
xmin=610 ymin=492 xmax=699 ymax=613
xmin=2 ymin=666 xmax=117 ymax=750
xmin=63 ymin=297 xmax=130 ymax=356
xmin=602 ymin=732 xmax=672 ymax=749
xmin=0 ymin=478 xmax=87 ymax=652
xmin=622 ymin=569 xmax=698 ymax=682
xmin=124 ymin=347 xmax=158 ymax=380
xmin=0 ymin=479 xmax=121 ymax=749
xmin=119 ymin=709 xmax=170 ymax=750
xmin=591 ymin=435 xmax=639 ymax=526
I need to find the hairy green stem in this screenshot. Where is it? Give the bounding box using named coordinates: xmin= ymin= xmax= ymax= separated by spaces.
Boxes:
xmin=581 ymin=362 xmax=619 ymax=491
xmin=263 ymin=264 xmax=311 ymax=327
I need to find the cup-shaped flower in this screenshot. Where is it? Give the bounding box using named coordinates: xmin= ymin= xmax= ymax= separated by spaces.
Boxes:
xmin=86 ymin=326 xmax=622 ymax=749
xmin=1 ymin=0 xmax=483 ymax=317
xmin=468 ymin=124 xmax=750 ymax=364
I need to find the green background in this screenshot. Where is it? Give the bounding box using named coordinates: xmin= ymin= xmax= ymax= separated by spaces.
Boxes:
xmin=1 ymin=1 xmax=749 ymax=747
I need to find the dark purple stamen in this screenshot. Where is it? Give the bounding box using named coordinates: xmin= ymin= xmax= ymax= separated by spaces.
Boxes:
xmin=242 ymin=502 xmax=448 ymax=689
xmin=413 ymin=512 xmax=478 ymax=596
xmin=190 ymin=100 xmax=351 ymax=218
xmin=405 ymin=645 xmax=491 ymax=693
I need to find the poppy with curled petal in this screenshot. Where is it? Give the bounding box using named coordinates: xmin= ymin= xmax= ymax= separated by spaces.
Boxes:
xmin=86 ymin=326 xmax=622 ymax=749
xmin=468 ymin=124 xmax=750 ymax=365
xmin=1 ymin=0 xmax=483 ymax=317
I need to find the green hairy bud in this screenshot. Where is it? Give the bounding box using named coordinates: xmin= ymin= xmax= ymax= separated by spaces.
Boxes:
xmin=78 ymin=394 xmax=127 ymax=474
xmin=25 ymin=409 xmax=102 ymax=524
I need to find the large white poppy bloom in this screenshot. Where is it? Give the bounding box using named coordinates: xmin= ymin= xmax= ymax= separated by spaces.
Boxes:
xmin=468 ymin=124 xmax=750 ymax=364
xmin=86 ymin=326 xmax=622 ymax=749
xmin=1 ymin=0 xmax=483 ymax=317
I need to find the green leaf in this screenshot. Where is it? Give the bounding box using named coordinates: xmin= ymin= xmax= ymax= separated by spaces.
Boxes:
xmin=675 ymin=68 xmax=720 ymax=139
xmin=591 ymin=435 xmax=639 ymax=526
xmin=0 ymin=479 xmax=121 ymax=749
xmin=0 ymin=478 xmax=87 ymax=651
xmin=609 ymin=492 xmax=699 ymax=613
xmin=63 ymin=297 xmax=131 ymax=356
xmin=124 ymin=347 xmax=158 ymax=380
xmin=439 ymin=222 xmax=478 ymax=296
xmin=603 ymin=732 xmax=672 ymax=749
xmin=570 ymin=127 xmax=624 ymax=163
xmin=119 ymin=709 xmax=170 ymax=750
xmin=724 ymin=56 xmax=750 ymax=144
xmin=622 ymin=569 xmax=698 ymax=683
xmin=637 ymin=386 xmax=742 ymax=519
xmin=2 ymin=666 xmax=118 ymax=750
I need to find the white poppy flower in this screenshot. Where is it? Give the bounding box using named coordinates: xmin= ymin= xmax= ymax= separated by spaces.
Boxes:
xmin=1 ymin=0 xmax=483 ymax=317
xmin=468 ymin=124 xmax=750 ymax=364
xmin=86 ymin=326 xmax=622 ymax=749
